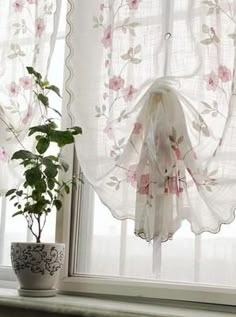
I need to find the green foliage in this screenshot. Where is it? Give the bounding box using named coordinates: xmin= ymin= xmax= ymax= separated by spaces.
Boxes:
xmin=6 ymin=66 xmax=82 ymax=243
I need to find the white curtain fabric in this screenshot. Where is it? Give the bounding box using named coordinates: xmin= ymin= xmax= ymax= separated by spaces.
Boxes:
xmin=0 ymin=0 xmax=60 ymax=195
xmin=66 ymin=0 xmax=236 ymax=242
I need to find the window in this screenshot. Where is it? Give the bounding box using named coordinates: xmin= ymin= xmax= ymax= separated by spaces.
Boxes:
xmin=58 ymin=0 xmax=236 ymax=307
xmin=1 ymin=0 xmax=236 ymax=309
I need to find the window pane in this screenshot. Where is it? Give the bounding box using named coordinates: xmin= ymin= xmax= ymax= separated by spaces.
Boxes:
xmin=75 ymin=183 xmax=236 ymax=287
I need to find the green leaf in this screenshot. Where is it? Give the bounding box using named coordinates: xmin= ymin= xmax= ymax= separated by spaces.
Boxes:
xmin=50 ymin=130 xmax=74 ymax=147
xmin=26 ymin=66 xmax=42 ymax=81
xmin=53 ymin=199 xmax=62 ymax=211
xmin=12 ymin=150 xmax=36 ymax=160
xmin=12 ymin=210 xmax=23 ymax=217
xmin=44 ymin=165 xmax=58 ymax=178
xmin=36 ymin=137 xmax=50 ymax=154
xmin=47 ymin=178 xmax=55 ymax=190
xmin=10 ymin=195 xmax=16 ymax=201
xmin=28 ymin=122 xmax=57 ymax=136
xmin=69 ymin=126 xmax=82 ymax=135
xmin=37 ymin=93 xmax=49 ymax=107
xmin=35 ymin=179 xmax=47 ymax=193
xmin=5 ymin=188 xmax=16 ymax=196
xmin=25 ymin=167 xmax=42 ymax=186
xmin=45 ymin=85 xmax=61 ymax=97
xmin=16 ymin=190 xmax=23 ymax=197
xmin=49 ymin=107 xmax=62 ymax=117
xmin=60 ymin=159 xmax=69 ymax=172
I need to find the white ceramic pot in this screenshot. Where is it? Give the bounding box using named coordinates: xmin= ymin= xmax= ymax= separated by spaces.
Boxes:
xmin=11 ymin=242 xmax=65 ymax=297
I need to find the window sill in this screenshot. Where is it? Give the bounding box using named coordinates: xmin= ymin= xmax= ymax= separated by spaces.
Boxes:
xmin=0 ymin=288 xmax=236 ymax=317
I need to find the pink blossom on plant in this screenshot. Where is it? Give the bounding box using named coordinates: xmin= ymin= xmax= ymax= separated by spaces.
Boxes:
xmin=8 ymin=82 xmax=20 ymax=97
xmin=35 ymin=18 xmax=45 ymax=37
xmin=109 ymin=75 xmax=125 ymax=91
xmin=127 ymin=165 xmax=137 ymax=187
xmin=133 ymin=122 xmax=142 ymax=134
xmin=205 ymin=71 xmax=219 ymax=91
xmin=101 ymin=25 xmax=112 ymax=48
xmin=22 ymin=106 xmax=33 ymax=125
xmin=123 ymin=85 xmax=138 ymax=102
xmin=0 ymin=148 xmax=8 ymax=161
xmin=138 ymin=174 xmax=150 ymax=195
xmin=218 ymin=65 xmax=232 ymax=82
xmin=127 ymin=0 xmax=140 ymax=10
xmin=103 ymin=121 xmax=113 ymax=139
xmin=19 ymin=76 xmax=32 ymax=90
xmin=13 ymin=0 xmax=25 ymax=12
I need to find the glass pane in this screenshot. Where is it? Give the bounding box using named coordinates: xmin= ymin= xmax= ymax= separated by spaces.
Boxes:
xmin=76 ymin=183 xmax=236 ymax=287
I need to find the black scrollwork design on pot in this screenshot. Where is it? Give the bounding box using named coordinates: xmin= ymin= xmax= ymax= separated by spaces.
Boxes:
xmin=11 ymin=244 xmax=65 ymax=276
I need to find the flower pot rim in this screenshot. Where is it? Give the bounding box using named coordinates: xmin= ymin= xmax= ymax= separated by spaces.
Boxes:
xmin=11 ymin=241 xmax=65 ymax=246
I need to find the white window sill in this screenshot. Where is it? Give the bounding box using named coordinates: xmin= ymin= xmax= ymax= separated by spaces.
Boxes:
xmin=0 ymin=288 xmax=236 ymax=317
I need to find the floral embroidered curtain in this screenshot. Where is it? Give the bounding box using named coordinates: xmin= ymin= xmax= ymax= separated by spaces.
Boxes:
xmin=0 ymin=0 xmax=60 ymax=195
xmin=66 ymin=0 xmax=236 ymax=242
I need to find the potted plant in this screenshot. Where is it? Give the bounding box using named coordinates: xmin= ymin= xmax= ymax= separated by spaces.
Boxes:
xmin=5 ymin=67 xmax=82 ymax=297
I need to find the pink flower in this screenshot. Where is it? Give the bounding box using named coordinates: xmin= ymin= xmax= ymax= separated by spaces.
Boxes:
xmin=206 ymin=71 xmax=219 ymax=91
xmin=172 ymin=146 xmax=182 ymax=160
xmin=138 ymin=174 xmax=150 ymax=195
xmin=8 ymin=82 xmax=20 ymax=97
xmin=127 ymin=165 xmax=137 ymax=187
xmin=109 ymin=75 xmax=125 ymax=91
xmin=35 ymin=18 xmax=45 ymax=37
xmin=103 ymin=121 xmax=113 ymax=139
xmin=101 ymin=25 xmax=112 ymax=48
xmin=19 ymin=76 xmax=32 ymax=90
xmin=127 ymin=0 xmax=140 ymax=10
xmin=168 ymin=177 xmax=178 ymax=194
xmin=123 ymin=85 xmax=138 ymax=102
xmin=133 ymin=122 xmax=142 ymax=134
xmin=22 ymin=106 xmax=33 ymax=125
xmin=0 ymin=148 xmax=8 ymax=161
xmin=13 ymin=0 xmax=25 ymax=12
xmin=218 ymin=65 xmax=232 ymax=82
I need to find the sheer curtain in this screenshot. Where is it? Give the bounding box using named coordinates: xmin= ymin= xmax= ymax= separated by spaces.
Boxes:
xmin=0 ymin=0 xmax=61 ymax=195
xmin=66 ymin=0 xmax=236 ymax=242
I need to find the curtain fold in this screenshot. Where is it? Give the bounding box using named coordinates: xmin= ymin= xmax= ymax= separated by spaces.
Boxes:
xmin=0 ymin=0 xmax=61 ymax=195
xmin=66 ymin=0 xmax=236 ymax=242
